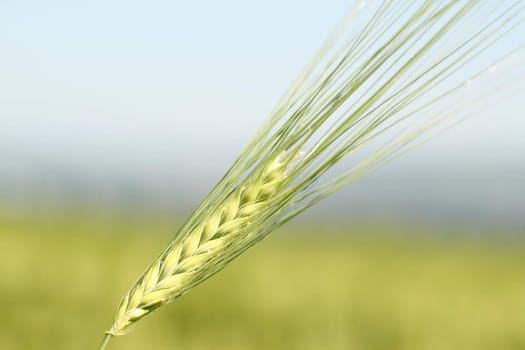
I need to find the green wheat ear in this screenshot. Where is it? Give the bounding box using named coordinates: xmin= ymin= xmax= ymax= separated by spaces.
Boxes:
xmin=99 ymin=1 xmax=525 ymax=348
xmin=107 ymin=152 xmax=291 ymax=336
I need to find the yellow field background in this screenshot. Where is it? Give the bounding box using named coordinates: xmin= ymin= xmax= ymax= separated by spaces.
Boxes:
xmin=2 ymin=213 xmax=525 ymax=350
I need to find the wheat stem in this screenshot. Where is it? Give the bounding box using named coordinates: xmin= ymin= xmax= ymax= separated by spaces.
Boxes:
xmin=98 ymin=334 xmax=112 ymax=350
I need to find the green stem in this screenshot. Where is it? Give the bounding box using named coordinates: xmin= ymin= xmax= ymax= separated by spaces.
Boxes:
xmin=98 ymin=334 xmax=112 ymax=350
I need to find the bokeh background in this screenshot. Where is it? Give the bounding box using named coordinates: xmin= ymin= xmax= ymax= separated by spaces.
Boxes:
xmin=1 ymin=1 xmax=524 ymax=349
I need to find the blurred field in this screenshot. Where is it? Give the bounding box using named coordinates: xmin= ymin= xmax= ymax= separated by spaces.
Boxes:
xmin=1 ymin=213 xmax=525 ymax=350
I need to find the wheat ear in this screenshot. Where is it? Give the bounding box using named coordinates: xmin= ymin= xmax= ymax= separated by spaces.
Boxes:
xmin=100 ymin=1 xmax=525 ymax=348
xmin=106 ymin=153 xmax=290 ymax=336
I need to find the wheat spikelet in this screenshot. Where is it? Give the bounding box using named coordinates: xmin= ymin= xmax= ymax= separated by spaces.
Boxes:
xmin=106 ymin=152 xmax=291 ymax=336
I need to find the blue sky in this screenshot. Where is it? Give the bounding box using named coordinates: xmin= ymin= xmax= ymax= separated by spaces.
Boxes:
xmin=1 ymin=1 xmax=344 ymax=166
xmin=1 ymin=1 xmax=524 ymax=224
